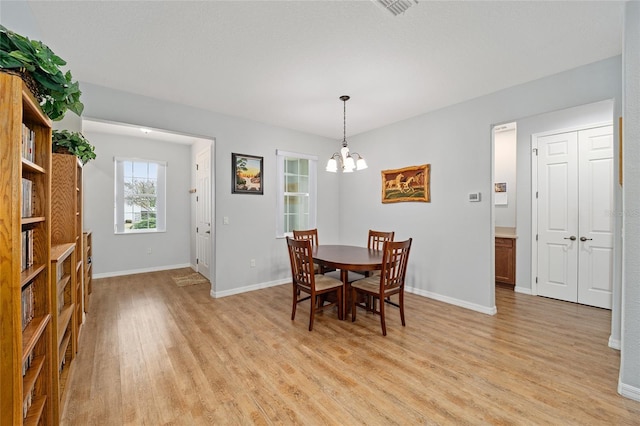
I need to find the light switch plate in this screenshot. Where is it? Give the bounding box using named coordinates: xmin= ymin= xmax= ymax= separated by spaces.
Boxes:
xmin=468 ymin=192 xmax=481 ymax=202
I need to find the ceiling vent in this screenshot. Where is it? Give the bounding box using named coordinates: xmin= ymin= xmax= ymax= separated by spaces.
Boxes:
xmin=374 ymin=0 xmax=419 ymax=16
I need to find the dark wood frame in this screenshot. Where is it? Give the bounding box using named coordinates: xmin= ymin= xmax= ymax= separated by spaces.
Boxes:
xmin=381 ymin=164 xmax=430 ymax=203
xmin=232 ymin=153 xmax=263 ymax=195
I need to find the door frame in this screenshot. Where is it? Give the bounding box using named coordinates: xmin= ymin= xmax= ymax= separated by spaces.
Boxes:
xmin=530 ymin=121 xmax=612 ymax=297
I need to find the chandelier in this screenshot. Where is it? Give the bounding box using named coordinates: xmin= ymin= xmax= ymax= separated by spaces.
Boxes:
xmin=326 ymin=95 xmax=367 ymax=173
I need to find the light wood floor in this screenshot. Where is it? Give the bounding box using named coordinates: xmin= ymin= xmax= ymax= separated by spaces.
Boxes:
xmin=61 ymin=269 xmax=640 ymax=425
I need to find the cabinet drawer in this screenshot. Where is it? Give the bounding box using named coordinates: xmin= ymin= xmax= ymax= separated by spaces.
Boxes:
xmin=495 ymin=237 xmax=514 ymax=248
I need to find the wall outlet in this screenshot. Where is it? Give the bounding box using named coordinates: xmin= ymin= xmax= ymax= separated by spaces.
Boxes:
xmin=223 ymin=216 xmax=229 ymax=225
xmin=250 ymin=259 xmax=256 ymax=267
xmin=147 ymin=247 xmax=152 ymax=254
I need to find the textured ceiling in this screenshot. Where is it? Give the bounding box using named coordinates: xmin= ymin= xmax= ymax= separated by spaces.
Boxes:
xmin=23 ymin=0 xmax=624 ymax=140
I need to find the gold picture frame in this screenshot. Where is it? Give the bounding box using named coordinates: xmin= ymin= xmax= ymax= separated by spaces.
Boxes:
xmin=381 ymin=164 xmax=430 ymax=203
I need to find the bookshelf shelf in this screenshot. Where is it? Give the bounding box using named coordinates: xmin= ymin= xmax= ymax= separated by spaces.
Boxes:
xmin=20 ymin=264 xmax=46 ymax=288
xmin=24 ymin=396 xmax=47 ymax=426
xmin=22 ymin=355 xmax=45 ymax=401
xmin=21 ymin=217 xmax=46 ymax=226
xmin=21 ymin=315 xmax=51 ymax=363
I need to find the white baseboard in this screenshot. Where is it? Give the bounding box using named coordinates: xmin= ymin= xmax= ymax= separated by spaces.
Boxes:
xmin=209 ymin=279 xmax=495 ymax=315
xmin=211 ymin=278 xmax=289 ymax=298
xmin=406 ymin=286 xmax=497 ymax=315
xmin=514 ymin=286 xmax=533 ymax=295
xmin=619 ymin=382 xmax=640 ymax=402
xmin=608 ymin=336 xmax=621 ymax=350
xmin=93 ymin=263 xmax=192 ymax=279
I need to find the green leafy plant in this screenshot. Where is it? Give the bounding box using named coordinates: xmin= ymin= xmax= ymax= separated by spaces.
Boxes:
xmin=52 ymin=130 xmax=96 ymax=164
xmin=0 ymin=24 xmax=83 ymax=121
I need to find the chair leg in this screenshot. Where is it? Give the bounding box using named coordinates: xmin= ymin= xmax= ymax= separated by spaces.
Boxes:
xmin=351 ymin=287 xmax=357 ymax=322
xmin=291 ymin=285 xmax=298 ymax=321
xmin=309 ymin=294 xmax=315 ymax=331
xmin=379 ymin=295 xmax=387 ymax=336
xmin=399 ymin=290 xmax=406 ymax=327
xmin=337 ymin=287 xmax=343 ymax=321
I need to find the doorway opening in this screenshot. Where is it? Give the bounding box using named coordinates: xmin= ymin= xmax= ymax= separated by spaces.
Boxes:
xmin=493 ymin=122 xmax=518 ymax=289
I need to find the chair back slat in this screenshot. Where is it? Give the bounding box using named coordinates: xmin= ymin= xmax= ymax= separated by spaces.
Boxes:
xmin=368 ymin=230 xmax=395 ymax=251
xmin=380 ymin=239 xmax=412 ymax=293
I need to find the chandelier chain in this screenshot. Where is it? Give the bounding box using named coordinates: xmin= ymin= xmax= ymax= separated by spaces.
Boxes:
xmin=343 ymin=97 xmax=347 ymax=143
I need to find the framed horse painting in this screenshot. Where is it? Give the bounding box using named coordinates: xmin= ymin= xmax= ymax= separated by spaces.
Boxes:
xmin=381 ymin=164 xmax=430 ymax=203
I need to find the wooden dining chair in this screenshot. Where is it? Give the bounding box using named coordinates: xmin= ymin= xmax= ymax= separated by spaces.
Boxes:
xmin=351 ymin=238 xmax=412 ymax=336
xmin=293 ymin=228 xmax=335 ymax=274
xmin=368 ymin=229 xmax=395 ymax=251
xmin=287 ymin=237 xmax=344 ymax=331
xmin=292 ymin=228 xmax=319 ymax=246
xmin=366 ymin=230 xmax=395 ymax=276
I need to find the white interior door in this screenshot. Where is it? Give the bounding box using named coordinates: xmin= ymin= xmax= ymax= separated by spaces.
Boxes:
xmin=535 ymin=125 xmax=613 ymax=309
xmin=537 ymin=131 xmax=579 ymax=302
xmin=196 ymin=148 xmax=211 ymax=279
xmin=577 ymin=126 xmax=613 ymax=308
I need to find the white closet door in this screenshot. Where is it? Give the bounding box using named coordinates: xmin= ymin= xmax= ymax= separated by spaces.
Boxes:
xmin=537 ymin=131 xmax=579 ymax=302
xmin=577 ymin=125 xmax=613 ymax=309
xmin=535 ymin=125 xmax=613 ymax=309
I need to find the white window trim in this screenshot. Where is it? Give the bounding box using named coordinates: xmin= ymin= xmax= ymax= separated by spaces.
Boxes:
xmin=114 ymin=157 xmax=167 ymax=234
xmin=276 ymin=149 xmax=317 ymax=238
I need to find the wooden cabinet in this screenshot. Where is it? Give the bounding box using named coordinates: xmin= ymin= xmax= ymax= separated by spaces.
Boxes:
xmin=51 ymin=153 xmax=84 ymax=341
xmin=50 ymin=243 xmax=76 ymax=422
xmin=83 ymin=231 xmax=93 ymax=312
xmin=0 ymin=72 xmax=53 ymax=425
xmin=495 ymin=237 xmax=516 ymax=286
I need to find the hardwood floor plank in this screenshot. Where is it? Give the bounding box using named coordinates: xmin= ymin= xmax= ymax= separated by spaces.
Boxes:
xmin=61 ymin=270 xmax=640 ymax=425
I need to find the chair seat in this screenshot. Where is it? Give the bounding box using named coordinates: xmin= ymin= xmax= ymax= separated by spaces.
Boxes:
xmin=351 ymin=276 xmax=381 ymax=293
xmin=313 ymin=274 xmax=344 ymax=291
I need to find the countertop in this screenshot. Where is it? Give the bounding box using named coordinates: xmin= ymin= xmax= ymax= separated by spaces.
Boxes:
xmin=495 ymin=227 xmax=517 ymax=239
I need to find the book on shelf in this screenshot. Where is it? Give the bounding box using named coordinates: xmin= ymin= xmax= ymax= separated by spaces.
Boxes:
xmin=21 ymin=124 xmax=35 ymax=162
xmin=21 ymin=281 xmax=34 ymax=331
xmin=23 ymin=386 xmax=35 ymax=419
xmin=22 ymin=351 xmax=34 ymax=377
xmin=21 ymin=229 xmax=34 ymax=271
xmin=21 ymin=178 xmax=33 ymax=218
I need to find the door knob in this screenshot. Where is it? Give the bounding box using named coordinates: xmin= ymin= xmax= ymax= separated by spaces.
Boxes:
xmin=564 ymin=236 xmax=576 ymax=241
xmin=580 ymin=236 xmax=592 ymax=242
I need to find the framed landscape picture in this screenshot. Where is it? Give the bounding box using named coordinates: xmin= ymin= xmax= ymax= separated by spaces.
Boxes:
xmin=381 ymin=164 xmax=430 ymax=203
xmin=232 ymin=153 xmax=263 ymax=195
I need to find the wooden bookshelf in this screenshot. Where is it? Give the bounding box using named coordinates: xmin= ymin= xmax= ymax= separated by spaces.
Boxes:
xmin=83 ymin=231 xmax=93 ymax=312
xmin=51 ymin=153 xmax=84 ymax=345
xmin=50 ymin=242 xmax=76 ymax=421
xmin=0 ymin=72 xmax=53 ymax=425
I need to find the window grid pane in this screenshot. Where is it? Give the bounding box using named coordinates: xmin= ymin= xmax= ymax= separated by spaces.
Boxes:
xmin=121 ymin=160 xmax=160 ymax=232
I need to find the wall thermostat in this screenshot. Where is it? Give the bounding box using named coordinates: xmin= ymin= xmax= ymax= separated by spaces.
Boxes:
xmin=468 ymin=192 xmax=481 ymax=202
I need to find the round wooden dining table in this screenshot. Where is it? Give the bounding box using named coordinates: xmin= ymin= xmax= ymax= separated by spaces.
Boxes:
xmin=312 ymin=245 xmax=384 ymax=315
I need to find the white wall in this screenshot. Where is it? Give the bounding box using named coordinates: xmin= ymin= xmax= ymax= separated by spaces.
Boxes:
xmin=82 ymin=132 xmax=192 ymax=276
xmin=494 ymin=127 xmax=517 ymax=228
xmin=338 ymin=57 xmax=622 ymax=314
xmin=621 ymin=0 xmax=640 ymax=400
xmin=78 ymin=83 xmax=341 ymax=295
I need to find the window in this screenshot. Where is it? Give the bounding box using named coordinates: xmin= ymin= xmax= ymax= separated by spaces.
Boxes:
xmin=115 ymin=158 xmax=166 ymax=233
xmin=276 ymin=150 xmax=317 ymax=238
